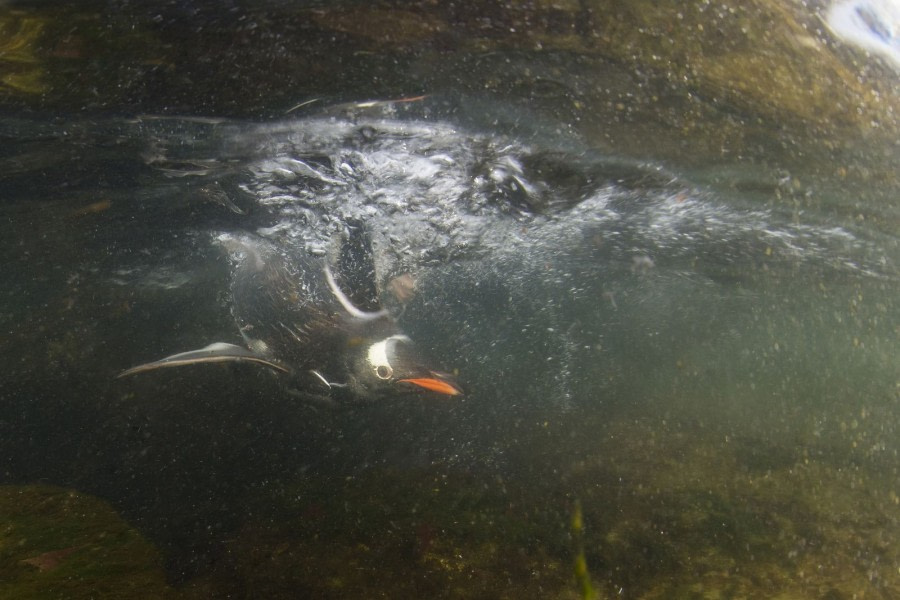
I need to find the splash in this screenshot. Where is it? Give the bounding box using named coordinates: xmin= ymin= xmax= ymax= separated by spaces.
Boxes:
xmin=826 ymin=0 xmax=900 ymax=68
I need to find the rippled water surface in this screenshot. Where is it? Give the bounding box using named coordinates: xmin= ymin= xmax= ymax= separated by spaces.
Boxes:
xmin=1 ymin=2 xmax=898 ymax=598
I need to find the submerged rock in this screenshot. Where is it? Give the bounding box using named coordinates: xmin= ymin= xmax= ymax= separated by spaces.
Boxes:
xmin=565 ymin=419 xmax=900 ymax=598
xmin=0 ymin=485 xmax=174 ymax=599
xmin=307 ymin=0 xmax=898 ymax=133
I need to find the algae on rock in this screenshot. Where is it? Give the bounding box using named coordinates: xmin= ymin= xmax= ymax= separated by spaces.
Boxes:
xmin=0 ymin=485 xmax=175 ymax=599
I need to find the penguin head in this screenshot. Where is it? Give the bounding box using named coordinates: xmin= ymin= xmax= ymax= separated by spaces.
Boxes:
xmin=354 ymin=334 xmax=463 ymax=398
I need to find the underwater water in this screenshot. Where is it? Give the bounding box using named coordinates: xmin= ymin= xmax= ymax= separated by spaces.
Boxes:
xmin=1 ymin=1 xmax=898 ymax=598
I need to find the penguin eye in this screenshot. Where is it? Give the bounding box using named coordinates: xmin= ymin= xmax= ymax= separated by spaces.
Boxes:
xmin=374 ymin=365 xmax=393 ymax=380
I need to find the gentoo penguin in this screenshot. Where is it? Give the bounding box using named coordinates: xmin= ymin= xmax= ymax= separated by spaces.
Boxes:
xmin=119 ymin=231 xmax=462 ymax=402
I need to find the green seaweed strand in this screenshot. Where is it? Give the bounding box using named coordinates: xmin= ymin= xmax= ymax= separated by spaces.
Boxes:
xmin=571 ymin=498 xmax=598 ymax=600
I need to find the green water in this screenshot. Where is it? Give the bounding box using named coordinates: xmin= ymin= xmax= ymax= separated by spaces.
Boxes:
xmin=0 ymin=1 xmax=898 ymax=598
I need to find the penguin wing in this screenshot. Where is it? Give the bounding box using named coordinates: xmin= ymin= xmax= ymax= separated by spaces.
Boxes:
xmin=117 ymin=342 xmax=290 ymax=377
xmin=334 ymin=220 xmax=383 ymax=314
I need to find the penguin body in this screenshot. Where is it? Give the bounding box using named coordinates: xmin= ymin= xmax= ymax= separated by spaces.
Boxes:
xmin=120 ymin=233 xmax=461 ymax=401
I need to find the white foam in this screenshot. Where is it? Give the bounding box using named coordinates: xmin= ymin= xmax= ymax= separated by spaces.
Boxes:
xmin=827 ymin=0 xmax=900 ymax=68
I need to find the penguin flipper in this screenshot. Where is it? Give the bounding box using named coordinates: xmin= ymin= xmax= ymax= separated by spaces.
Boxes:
xmin=337 ymin=220 xmax=380 ymax=312
xmin=324 ymin=265 xmax=389 ymax=321
xmin=118 ymin=342 xmax=289 ymax=377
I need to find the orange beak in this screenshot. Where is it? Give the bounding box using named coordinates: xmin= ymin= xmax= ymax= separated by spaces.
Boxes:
xmin=398 ymin=377 xmax=463 ymax=396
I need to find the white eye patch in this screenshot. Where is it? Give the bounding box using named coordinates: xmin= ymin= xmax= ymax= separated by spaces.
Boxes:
xmin=366 ymin=334 xmax=411 ymax=380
